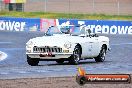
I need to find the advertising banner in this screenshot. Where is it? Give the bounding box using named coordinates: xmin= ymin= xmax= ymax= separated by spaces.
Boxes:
xmin=3 ymin=0 xmax=26 ymax=3
xmin=58 ymin=19 xmax=132 ymax=34
xmin=15 ymin=0 xmax=26 ymax=3
xmin=0 ymin=17 xmax=132 ymax=34
xmin=0 ymin=17 xmax=40 ymax=31
xmin=10 ymin=0 xmax=15 ymax=3
xmin=3 ymin=0 xmax=10 ymax=4
xmin=40 ymin=19 xmax=56 ymax=32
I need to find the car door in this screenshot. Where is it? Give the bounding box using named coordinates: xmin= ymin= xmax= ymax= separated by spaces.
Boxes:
xmin=81 ymin=37 xmax=92 ymax=58
xmin=89 ymin=37 xmax=100 ymax=57
xmin=81 ymin=37 xmax=100 ymax=58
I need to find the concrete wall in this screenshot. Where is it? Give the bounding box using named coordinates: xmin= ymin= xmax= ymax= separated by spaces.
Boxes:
xmin=24 ymin=0 xmax=132 ymax=15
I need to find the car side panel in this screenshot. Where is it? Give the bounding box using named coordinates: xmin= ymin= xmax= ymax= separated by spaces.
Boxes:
xmin=81 ymin=37 xmax=100 ymax=58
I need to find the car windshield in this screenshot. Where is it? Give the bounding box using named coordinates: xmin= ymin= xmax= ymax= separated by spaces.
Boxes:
xmin=46 ymin=26 xmax=85 ymax=35
xmin=46 ymin=26 xmax=62 ymax=35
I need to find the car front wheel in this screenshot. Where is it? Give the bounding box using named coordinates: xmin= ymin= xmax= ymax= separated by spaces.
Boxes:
xmin=27 ymin=55 xmax=39 ymax=66
xmin=95 ymin=46 xmax=106 ymax=62
xmin=69 ymin=46 xmax=81 ymax=65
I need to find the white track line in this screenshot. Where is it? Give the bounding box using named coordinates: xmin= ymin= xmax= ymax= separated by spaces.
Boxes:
xmin=0 ymin=51 xmax=7 ymax=61
xmin=0 ymin=42 xmax=12 ymax=44
xmin=111 ymin=43 xmax=132 ymax=46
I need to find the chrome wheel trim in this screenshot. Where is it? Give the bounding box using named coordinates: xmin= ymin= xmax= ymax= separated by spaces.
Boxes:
xmin=100 ymin=49 xmax=106 ymax=61
xmin=73 ymin=47 xmax=80 ymax=63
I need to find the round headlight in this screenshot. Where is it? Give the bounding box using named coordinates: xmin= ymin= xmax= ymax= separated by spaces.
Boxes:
xmin=64 ymin=43 xmax=71 ymax=49
xmin=26 ymin=41 xmax=33 ymax=48
xmin=26 ymin=41 xmax=33 ymax=46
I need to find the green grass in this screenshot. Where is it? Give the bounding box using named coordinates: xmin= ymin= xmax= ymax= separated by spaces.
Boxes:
xmin=0 ymin=11 xmax=132 ymax=21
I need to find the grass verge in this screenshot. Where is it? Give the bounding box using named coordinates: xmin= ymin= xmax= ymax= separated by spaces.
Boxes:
xmin=0 ymin=11 xmax=132 ymax=21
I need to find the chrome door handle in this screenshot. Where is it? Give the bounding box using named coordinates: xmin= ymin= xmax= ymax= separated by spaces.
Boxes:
xmin=89 ymin=42 xmax=94 ymax=43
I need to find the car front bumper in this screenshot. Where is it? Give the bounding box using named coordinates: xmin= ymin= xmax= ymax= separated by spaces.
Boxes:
xmin=26 ymin=52 xmax=72 ymax=60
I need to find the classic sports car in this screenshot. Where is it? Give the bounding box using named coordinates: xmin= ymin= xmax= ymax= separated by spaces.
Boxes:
xmin=26 ymin=26 xmax=110 ymax=66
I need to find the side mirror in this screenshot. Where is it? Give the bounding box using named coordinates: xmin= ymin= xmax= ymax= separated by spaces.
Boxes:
xmin=87 ymin=29 xmax=91 ymax=34
xmin=85 ymin=29 xmax=92 ymax=38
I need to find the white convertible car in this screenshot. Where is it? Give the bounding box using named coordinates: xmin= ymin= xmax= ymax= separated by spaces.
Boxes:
xmin=26 ymin=26 xmax=110 ymax=66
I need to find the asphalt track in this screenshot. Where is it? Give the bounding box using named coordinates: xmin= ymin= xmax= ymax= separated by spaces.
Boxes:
xmin=0 ymin=31 xmax=132 ymax=79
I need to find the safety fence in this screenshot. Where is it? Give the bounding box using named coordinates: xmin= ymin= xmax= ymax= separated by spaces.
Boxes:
xmin=0 ymin=17 xmax=132 ymax=34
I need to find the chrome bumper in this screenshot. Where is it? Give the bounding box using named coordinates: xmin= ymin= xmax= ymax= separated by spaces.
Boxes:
xmin=26 ymin=52 xmax=72 ymax=59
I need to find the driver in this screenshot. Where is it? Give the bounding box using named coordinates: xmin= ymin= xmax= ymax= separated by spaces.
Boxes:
xmin=60 ymin=26 xmax=70 ymax=34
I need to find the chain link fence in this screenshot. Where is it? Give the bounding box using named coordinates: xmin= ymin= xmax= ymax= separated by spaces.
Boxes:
xmin=0 ymin=0 xmax=132 ymax=15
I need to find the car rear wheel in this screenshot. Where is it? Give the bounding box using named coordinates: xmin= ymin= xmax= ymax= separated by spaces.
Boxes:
xmin=27 ymin=55 xmax=39 ymax=66
xmin=95 ymin=46 xmax=106 ymax=62
xmin=56 ymin=59 xmax=64 ymax=64
xmin=69 ymin=46 xmax=81 ymax=65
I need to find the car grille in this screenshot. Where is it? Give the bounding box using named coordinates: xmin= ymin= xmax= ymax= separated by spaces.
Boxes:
xmin=33 ymin=46 xmax=62 ymax=53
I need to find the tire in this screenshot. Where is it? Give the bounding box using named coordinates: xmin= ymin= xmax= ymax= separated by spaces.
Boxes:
xmin=56 ymin=59 xmax=64 ymax=64
xmin=95 ymin=46 xmax=106 ymax=62
xmin=69 ymin=46 xmax=81 ymax=65
xmin=27 ymin=55 xmax=39 ymax=66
